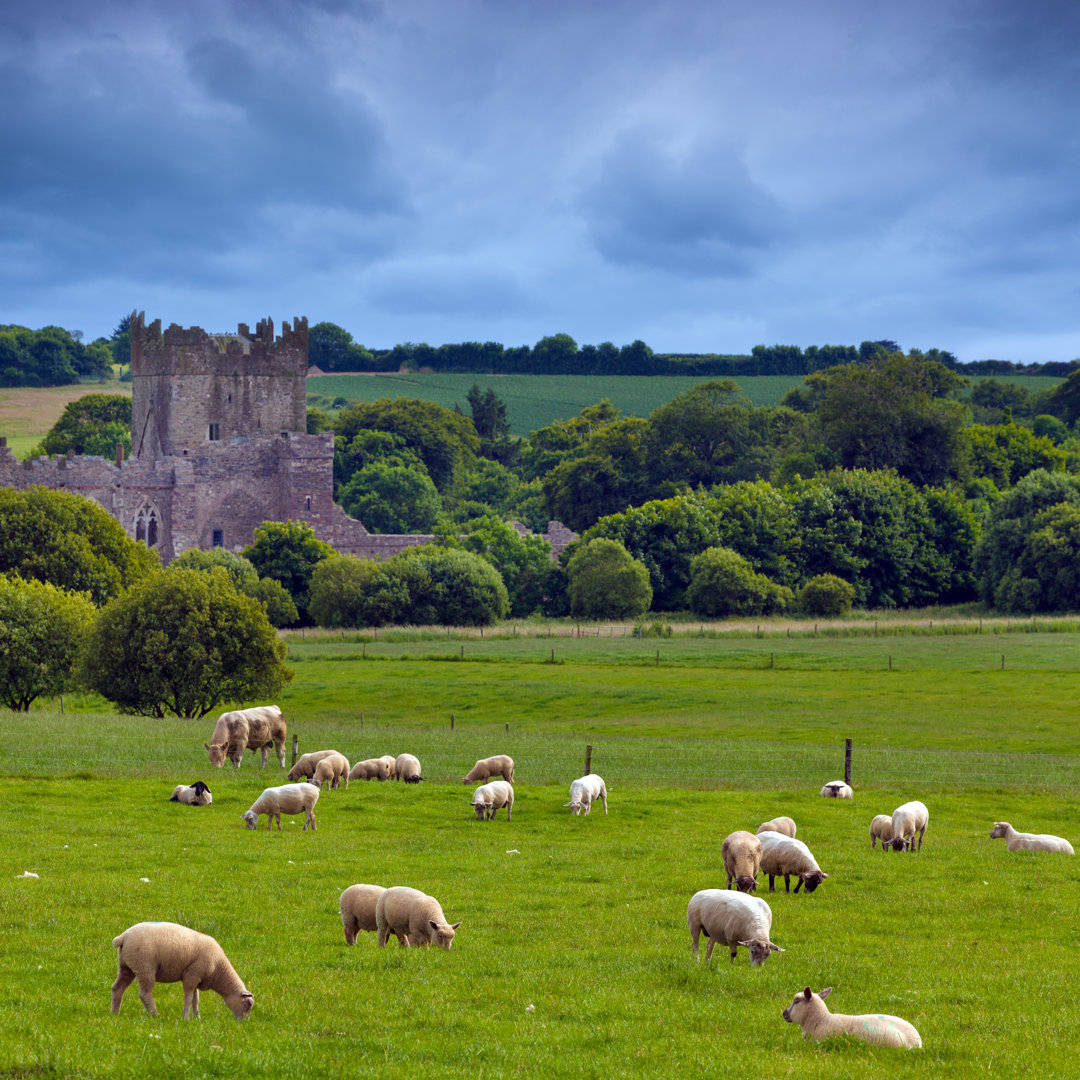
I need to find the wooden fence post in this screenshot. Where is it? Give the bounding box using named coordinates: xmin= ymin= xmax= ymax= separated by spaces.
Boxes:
xmin=844 ymin=738 xmax=852 ymax=785
xmin=451 ymin=714 xmax=455 ymax=731
xmin=584 ymin=744 xmax=592 ymax=774
xmin=291 ymin=734 xmax=298 ymax=766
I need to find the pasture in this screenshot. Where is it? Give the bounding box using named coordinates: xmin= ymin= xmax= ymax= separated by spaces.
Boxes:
xmin=3 ymin=625 xmax=1079 ymax=1079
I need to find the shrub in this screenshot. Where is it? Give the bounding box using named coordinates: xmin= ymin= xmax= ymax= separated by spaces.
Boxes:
xmin=686 ymin=546 xmax=792 ymax=617
xmin=566 ymin=538 xmax=652 ymax=619
xmin=797 ymin=573 xmax=855 ymax=616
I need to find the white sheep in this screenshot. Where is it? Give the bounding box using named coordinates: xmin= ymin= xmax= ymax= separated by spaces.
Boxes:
xmin=286 ymin=749 xmax=340 ymax=782
xmin=758 ymin=831 xmax=829 ymax=893
xmin=471 ymin=780 xmax=514 ymax=821
xmin=340 ymin=884 xmax=387 ymax=944
xmin=379 ymin=755 xmax=398 ymax=779
xmin=989 ymin=821 xmax=1074 ymax=854
xmin=565 ymin=773 xmax=607 ymax=815
xmin=375 ymin=886 xmax=461 ymax=949
xmin=462 ymin=755 xmax=515 ymax=785
xmin=111 ymin=922 xmax=253 ymax=1020
xmin=782 ymin=986 xmax=922 ymax=1049
xmin=869 ymin=814 xmax=895 ymax=850
xmin=890 ymin=800 xmax=929 ymax=852
xmin=312 ymin=752 xmax=351 ymax=791
xmin=821 ymin=780 xmax=853 ymax=798
xmin=722 ymin=830 xmax=762 ymax=892
xmin=349 ymin=757 xmax=392 ymax=781
xmin=395 ymin=753 xmax=423 ymax=783
xmin=757 ymin=816 xmax=796 ymax=838
xmin=686 ymin=889 xmax=784 ymax=965
xmin=242 ymin=782 xmax=320 ymax=831
xmin=169 ymin=781 xmax=212 ymax=806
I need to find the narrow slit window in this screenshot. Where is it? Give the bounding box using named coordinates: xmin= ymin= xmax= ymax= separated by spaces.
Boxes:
xmin=212 ymin=529 xmax=224 ymax=548
xmin=208 ymin=423 xmax=220 ymax=441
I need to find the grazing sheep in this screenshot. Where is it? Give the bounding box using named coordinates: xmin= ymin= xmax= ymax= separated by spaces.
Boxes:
xmin=287 ymin=750 xmax=340 ymax=782
xmin=782 ymin=986 xmax=922 ymax=1049
xmin=242 ymin=782 xmax=320 ymax=831
xmin=340 ymin=884 xmax=387 ymax=944
xmin=462 ymin=755 xmax=516 ymax=785
xmin=471 ymin=780 xmax=514 ymax=821
xmin=722 ymin=830 xmax=763 ymax=892
xmin=686 ymin=889 xmax=784 ymax=965
xmin=757 ymin=816 xmax=796 ymax=838
xmin=349 ymin=757 xmax=392 ymax=781
xmin=889 ymin=800 xmax=929 ymax=853
xmin=821 ymin=780 xmax=853 ymax=799
xmin=111 ymin=922 xmax=253 ymax=1020
xmin=379 ymin=755 xmax=398 ymax=779
xmin=989 ymin=821 xmax=1074 ymax=854
xmin=311 ymin=752 xmax=350 ymax=791
xmin=169 ymin=781 xmax=212 ymax=806
xmin=204 ymin=704 xmax=287 ymax=769
xmin=565 ymin=773 xmax=608 ymax=815
xmin=395 ymin=753 xmax=423 ymax=783
xmin=375 ymin=886 xmax=461 ymax=949
xmin=758 ymin=831 xmax=829 ymax=893
xmin=870 ymin=814 xmax=895 ymax=850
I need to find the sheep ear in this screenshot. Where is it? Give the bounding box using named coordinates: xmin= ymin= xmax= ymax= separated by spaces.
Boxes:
xmin=803 ymin=987 xmax=812 ymax=1000
xmin=821 ymin=872 xmax=829 ymax=879
xmin=820 ymin=987 xmax=832 ymax=999
xmin=563 ymin=801 xmax=573 ymax=806
xmin=769 ymin=943 xmax=785 ymax=953
xmin=204 ymin=742 xmax=211 ymax=750
xmin=450 ymin=921 xmax=461 ymax=930
xmin=738 ymin=940 xmax=752 ymax=947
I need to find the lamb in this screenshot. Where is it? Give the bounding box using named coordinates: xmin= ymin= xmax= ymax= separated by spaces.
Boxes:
xmin=287 ymin=749 xmax=340 ymax=782
xmin=340 ymin=884 xmax=387 ymax=944
xmin=379 ymin=755 xmax=398 ymax=779
xmin=242 ymin=782 xmax=320 ymax=831
xmin=471 ymin=780 xmax=514 ymax=821
xmin=375 ymin=886 xmax=461 ymax=949
xmin=757 ymin=816 xmax=796 ymax=838
xmin=462 ymin=755 xmax=515 ymax=785
xmin=349 ymin=757 xmax=392 ymax=781
xmin=565 ymin=773 xmax=608 ymax=815
xmin=821 ymin=780 xmax=853 ymax=798
xmin=395 ymin=753 xmax=423 ymax=783
xmin=169 ymin=781 xmax=212 ymax=806
xmin=722 ymin=830 xmax=762 ymax=892
xmin=311 ymin=752 xmax=350 ymax=791
xmin=869 ymin=814 xmax=895 ymax=850
xmin=889 ymin=800 xmax=929 ymax=852
xmin=989 ymin=821 xmax=1074 ymax=854
xmin=782 ymin=986 xmax=922 ymax=1049
xmin=686 ymin=889 xmax=784 ymax=965
xmin=111 ymin=921 xmax=253 ymax=1020
xmin=757 ymin=831 xmax=829 ymax=893
xmin=204 ymin=704 xmax=287 ymax=769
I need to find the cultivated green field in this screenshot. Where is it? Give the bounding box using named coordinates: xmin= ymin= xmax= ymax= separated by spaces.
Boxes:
xmin=5 ymin=625 xmax=1079 ymax=1078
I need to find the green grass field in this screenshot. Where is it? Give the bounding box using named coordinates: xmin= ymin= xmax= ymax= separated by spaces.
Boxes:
xmin=4 ymin=626 xmax=1079 ymax=1078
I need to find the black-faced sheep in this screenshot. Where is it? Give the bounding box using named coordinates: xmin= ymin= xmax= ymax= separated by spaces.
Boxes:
xmin=375 ymin=886 xmax=461 ymax=949
xmin=340 ymin=884 xmax=387 ymax=944
xmin=722 ymin=830 xmax=762 ymax=892
xmin=242 ymin=782 xmax=320 ymax=831
xmin=820 ymin=780 xmax=853 ymax=798
xmin=990 ymin=821 xmax=1074 ymax=854
xmin=686 ymin=889 xmax=784 ymax=965
xmin=204 ymin=705 xmax=287 ymax=769
xmin=758 ymin=831 xmax=829 ymax=893
xmin=395 ymin=753 xmax=423 ymax=783
xmin=889 ymin=800 xmax=929 ymax=852
xmin=169 ymin=781 xmax=212 ymax=806
xmin=782 ymin=986 xmax=922 ymax=1048
xmin=462 ymin=755 xmax=515 ymax=785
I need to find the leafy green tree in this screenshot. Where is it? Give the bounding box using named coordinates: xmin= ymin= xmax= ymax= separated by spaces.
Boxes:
xmin=686 ymin=546 xmax=791 ymax=617
xmin=466 ymin=383 xmax=512 ymax=452
xmin=242 ymin=520 xmax=334 ymax=620
xmin=308 ymin=322 xmax=374 ymax=371
xmin=1043 ymin=368 xmax=1080 ymax=426
xmin=964 ymin=422 xmax=1065 ymax=488
xmin=540 ymin=453 xmax=639 ymax=533
xmin=308 ymin=554 xmax=382 ymax=628
xmin=565 ymin=538 xmax=652 ymax=619
xmin=1003 ymin=504 xmax=1080 ymax=612
xmin=111 ymin=315 xmax=131 ymax=371
xmin=173 ymin=547 xmax=298 ymax=626
xmin=392 ymin=545 xmax=510 ymax=625
xmin=79 ymin=566 xmax=292 ymax=717
xmin=242 ymin=577 xmax=300 ymax=628
xmin=0 ymin=576 xmax=95 ymax=710
xmin=448 ymin=459 xmax=520 ymax=518
xmin=797 ymin=574 xmax=855 ymax=616
xmin=35 ymin=392 xmax=134 ymax=457
xmin=532 ymin=333 xmax=579 ymax=374
xmin=968 ymin=379 xmax=1034 ymax=423
xmin=458 ymin=516 xmax=554 ymax=617
xmin=338 ymin=463 xmax=441 ymax=533
xmin=518 ymin=401 xmax=622 ymax=481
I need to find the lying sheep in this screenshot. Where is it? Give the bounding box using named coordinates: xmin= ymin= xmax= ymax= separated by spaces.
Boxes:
xmin=242 ymin=782 xmax=320 ymax=831
xmin=686 ymin=889 xmax=784 ymax=965
xmin=757 ymin=816 xmax=796 ymax=838
xmin=169 ymin=781 xmax=212 ymax=806
xmin=989 ymin=821 xmax=1075 ymax=854
xmin=566 ymin=773 xmax=608 ymax=815
xmin=340 ymin=884 xmax=387 ymax=944
xmin=287 ymin=749 xmax=340 ymax=782
xmin=782 ymin=986 xmax=922 ymax=1049
xmin=870 ymin=814 xmax=895 ymax=850
xmin=758 ymin=831 xmax=829 ymax=893
xmin=462 ymin=755 xmax=515 ymax=785
xmin=379 ymin=755 xmax=398 ymax=779
xmin=111 ymin=921 xmax=253 ymax=1020
xmin=821 ymin=780 xmax=853 ymax=798
xmin=722 ymin=830 xmax=762 ymax=892
xmin=312 ymin=752 xmax=350 ymax=791
xmin=395 ymin=753 xmax=423 ymax=783
xmin=375 ymin=886 xmax=461 ymax=949
xmin=890 ymin=800 xmax=929 ymax=853
xmin=349 ymin=757 xmax=392 ymax=781
xmin=471 ymin=780 xmax=514 ymax=821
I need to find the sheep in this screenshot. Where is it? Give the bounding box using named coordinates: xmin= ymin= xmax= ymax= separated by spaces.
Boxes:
xmin=204 ymin=704 xmax=287 ymax=769
xmin=379 ymin=755 xmax=398 ymax=779
xmin=111 ymin=921 xmax=253 ymax=1020
xmin=757 ymin=831 xmax=829 ymax=893
xmin=395 ymin=753 xmax=423 ymax=783
xmin=870 ymin=814 xmax=895 ymax=850
xmin=375 ymin=886 xmax=461 ymax=949
xmin=242 ymin=782 xmax=320 ymax=831
xmin=782 ymin=986 xmax=922 ymax=1049
xmin=757 ymin=816 xmax=796 ymax=838
xmin=169 ymin=781 xmax=212 ymax=806
xmin=821 ymin=780 xmax=853 ymax=798
xmin=565 ymin=773 xmax=607 ymax=815
xmin=686 ymin=889 xmax=784 ymax=965
xmin=462 ymin=755 xmax=515 ymax=785
xmin=471 ymin=780 xmax=514 ymax=821
xmin=287 ymin=749 xmax=340 ymax=782
xmin=989 ymin=821 xmax=1075 ymax=854
xmin=340 ymin=884 xmax=387 ymax=944
xmin=722 ymin=830 xmax=762 ymax=892
xmin=311 ymin=752 xmax=350 ymax=791
xmin=349 ymin=757 xmax=392 ymax=781
xmin=889 ymin=800 xmax=929 ymax=852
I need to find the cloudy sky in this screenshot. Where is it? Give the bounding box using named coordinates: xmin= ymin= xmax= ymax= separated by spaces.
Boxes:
xmin=3 ymin=0 xmax=1078 ymax=362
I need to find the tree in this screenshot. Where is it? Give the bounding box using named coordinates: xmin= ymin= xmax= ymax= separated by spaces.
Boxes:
xmin=338 ymin=463 xmax=441 ymax=533
xmin=172 ymin=547 xmax=298 ymax=626
xmin=565 ymin=538 xmax=652 ymax=619
xmin=37 ymin=394 xmax=131 ymax=457
xmin=458 ymin=515 xmax=554 ymax=617
xmin=242 ymin=520 xmax=334 ymax=620
xmin=79 ymin=567 xmax=292 ymax=717
xmin=308 ymin=554 xmax=382 ymax=628
xmin=964 ymin=422 xmax=1065 ymax=489
xmin=797 ymin=574 xmax=855 ymax=616
xmin=686 ymin=547 xmax=791 ymax=617
xmin=391 ymin=545 xmax=510 ymax=625
xmin=308 ymin=321 xmax=374 ymax=371
xmin=0 ymin=575 xmax=95 ymax=710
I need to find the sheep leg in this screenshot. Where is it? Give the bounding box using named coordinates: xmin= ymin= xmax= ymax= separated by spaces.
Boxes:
xmin=917 ymin=827 xmax=925 ymax=851
xmin=305 ymin=808 xmax=317 ymax=831
xmin=768 ymin=874 xmax=776 ymax=892
xmin=259 ymin=745 xmax=270 ymax=767
xmin=729 ymin=944 xmax=738 ymax=962
xmin=784 ymin=874 xmax=792 ymax=893
xmin=111 ymin=966 xmax=136 ymax=1013
xmin=136 ymin=977 xmax=158 ymax=1016
xmin=182 ymin=979 xmax=200 ymax=1019
xmin=690 ymin=927 xmax=701 ymax=960
xmin=704 ymin=937 xmax=715 ymax=962
xmin=794 ymin=877 xmax=803 ymax=894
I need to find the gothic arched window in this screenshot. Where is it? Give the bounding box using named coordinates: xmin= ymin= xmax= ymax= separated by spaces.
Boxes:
xmin=134 ymin=501 xmax=160 ymax=548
